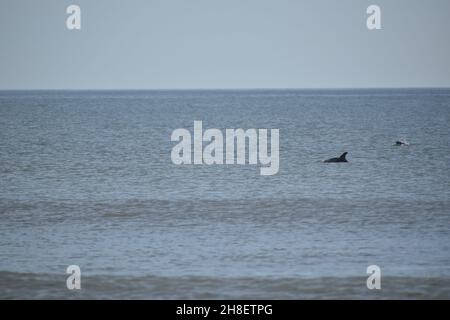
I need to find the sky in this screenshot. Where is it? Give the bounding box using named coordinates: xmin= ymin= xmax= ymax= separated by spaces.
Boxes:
xmin=0 ymin=0 xmax=449 ymax=89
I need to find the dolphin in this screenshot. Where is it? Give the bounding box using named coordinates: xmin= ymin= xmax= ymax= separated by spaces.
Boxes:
xmin=324 ymin=152 xmax=348 ymax=163
xmin=395 ymin=140 xmax=408 ymax=146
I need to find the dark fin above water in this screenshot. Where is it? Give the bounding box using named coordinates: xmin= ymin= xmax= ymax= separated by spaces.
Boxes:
xmin=324 ymin=152 xmax=348 ymax=163
xmin=339 ymin=152 xmax=348 ymax=161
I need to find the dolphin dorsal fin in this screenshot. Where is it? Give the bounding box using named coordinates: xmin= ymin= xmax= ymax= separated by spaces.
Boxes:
xmin=339 ymin=152 xmax=348 ymax=160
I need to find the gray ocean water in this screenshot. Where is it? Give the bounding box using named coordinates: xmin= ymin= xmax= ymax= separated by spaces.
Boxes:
xmin=0 ymin=89 xmax=449 ymax=299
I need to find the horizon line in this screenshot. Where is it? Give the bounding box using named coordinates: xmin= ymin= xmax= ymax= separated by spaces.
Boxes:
xmin=1 ymin=86 xmax=450 ymax=91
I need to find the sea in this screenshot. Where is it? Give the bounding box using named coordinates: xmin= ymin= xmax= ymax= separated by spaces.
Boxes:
xmin=0 ymin=89 xmax=449 ymax=299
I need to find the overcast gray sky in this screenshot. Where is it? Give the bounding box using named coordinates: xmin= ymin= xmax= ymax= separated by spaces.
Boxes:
xmin=1 ymin=0 xmax=449 ymax=89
